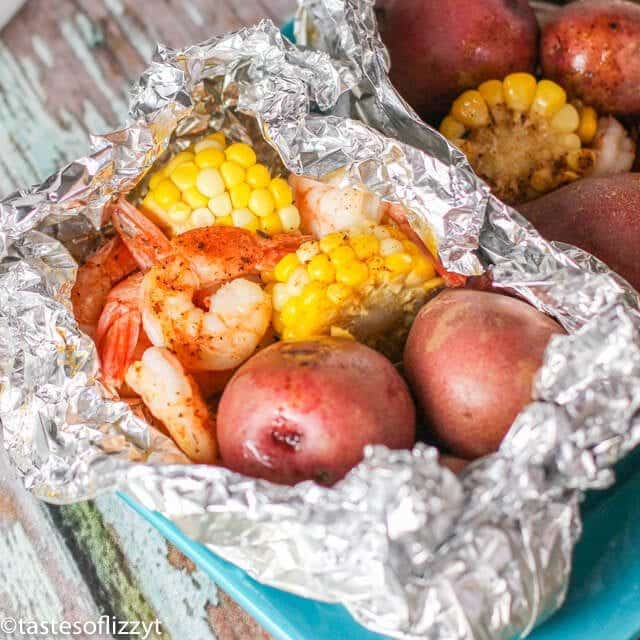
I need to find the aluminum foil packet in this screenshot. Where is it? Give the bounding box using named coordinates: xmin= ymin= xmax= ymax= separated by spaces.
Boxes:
xmin=1 ymin=4 xmax=640 ymax=639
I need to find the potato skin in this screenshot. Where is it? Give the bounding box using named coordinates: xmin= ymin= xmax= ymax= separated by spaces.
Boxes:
xmin=404 ymin=290 xmax=563 ymax=459
xmin=541 ymin=0 xmax=640 ymax=116
xmin=518 ymin=173 xmax=640 ymax=292
xmin=380 ymin=0 xmax=538 ymax=122
xmin=217 ymin=338 xmax=415 ymax=486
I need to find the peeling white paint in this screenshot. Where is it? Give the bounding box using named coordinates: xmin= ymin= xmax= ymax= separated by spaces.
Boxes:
xmin=185 ymin=2 xmax=205 ymax=27
xmin=104 ymin=0 xmax=156 ymax=62
xmin=32 ymin=35 xmax=54 ymax=69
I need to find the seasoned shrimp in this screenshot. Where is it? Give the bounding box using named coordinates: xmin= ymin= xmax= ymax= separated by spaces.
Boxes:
xmin=98 ymin=202 xmax=307 ymax=382
xmin=289 ymin=172 xmax=386 ymax=238
xmin=71 ymin=236 xmax=138 ymax=335
xmin=125 ymin=347 xmax=218 ymax=463
xmin=591 ymin=116 xmax=636 ymax=177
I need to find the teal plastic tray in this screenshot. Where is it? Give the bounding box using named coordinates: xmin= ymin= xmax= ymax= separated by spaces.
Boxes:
xmin=119 ymin=448 xmax=640 ymax=640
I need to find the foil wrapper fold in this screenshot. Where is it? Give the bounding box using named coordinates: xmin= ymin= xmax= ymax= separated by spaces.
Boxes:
xmin=0 ymin=5 xmax=639 ymax=639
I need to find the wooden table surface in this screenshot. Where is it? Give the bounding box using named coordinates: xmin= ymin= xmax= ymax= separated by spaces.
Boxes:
xmin=0 ymin=1 xmax=294 ymax=638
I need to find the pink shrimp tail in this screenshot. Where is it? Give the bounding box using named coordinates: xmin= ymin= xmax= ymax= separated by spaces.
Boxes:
xmin=98 ymin=310 xmax=141 ymax=391
xmin=110 ymin=197 xmax=172 ymax=271
xmin=257 ymin=232 xmax=312 ymax=269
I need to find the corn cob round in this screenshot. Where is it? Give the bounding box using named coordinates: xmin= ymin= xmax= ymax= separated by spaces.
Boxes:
xmin=140 ymin=132 xmax=301 ymax=236
xmin=265 ymin=223 xmax=444 ymax=360
xmin=439 ymin=73 xmax=599 ymax=204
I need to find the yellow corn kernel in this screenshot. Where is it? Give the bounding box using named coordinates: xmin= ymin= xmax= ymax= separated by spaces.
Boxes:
xmin=560 ymin=133 xmax=582 ymax=151
xmin=329 ymin=245 xmax=356 ymax=267
xmin=567 ymin=148 xmax=596 ymax=172
xmin=191 ymin=207 xmax=215 ymax=228
xmin=195 ymin=147 xmax=225 ymax=169
xmin=578 ymin=106 xmax=598 ymax=144
xmin=281 ymin=296 xmax=302 ymax=325
xmin=246 ymin=164 xmax=271 ymax=189
xmin=220 ymin=161 xmax=246 ymax=188
xmin=330 ymin=326 xmax=355 ymax=340
xmin=423 ymin=277 xmax=445 ymax=292
xmin=326 ymin=282 xmax=352 ymax=306
xmin=287 ymin=266 xmax=311 ymax=295
xmin=260 ymin=212 xmax=284 ymax=235
xmin=208 ymin=193 xmax=233 ymax=217
xmin=439 ymin=115 xmax=466 ymax=140
xmin=229 ymin=182 xmax=251 ymax=209
xmin=402 ymin=240 xmax=421 ymax=256
xmin=231 ymin=208 xmax=259 ymax=231
xmin=271 ymin=282 xmax=289 ymax=310
xmin=170 ymin=162 xmax=199 ymax=191
xmin=503 ymin=73 xmax=537 ymax=112
xmin=167 ymin=202 xmax=192 ymax=223
xmin=296 ymin=241 xmax=320 ymax=264
xmin=451 ymin=90 xmax=490 ymax=128
xmin=349 ymin=234 xmax=380 ymax=260
xmin=248 ymin=188 xmax=275 ymax=218
xmin=194 ymin=139 xmax=223 ymax=153
xmin=216 ymin=215 xmax=234 ymax=226
xmin=141 ymin=193 xmax=166 ymax=220
xmin=182 ymin=187 xmax=209 ymax=209
xmin=335 ymin=260 xmax=369 ymax=288
xmin=319 ymin=232 xmax=346 ymax=254
xmin=153 ymin=179 xmax=181 ymax=208
xmin=278 ymin=205 xmax=301 ymax=232
xmin=530 ymin=168 xmax=553 ymax=193
xmin=207 ymin=131 xmax=226 ymax=146
xmin=372 ymin=225 xmax=390 ymax=240
xmin=379 ymin=237 xmax=404 ymax=256
xmin=165 ymin=151 xmax=195 ymax=174
xmin=531 ymin=79 xmax=566 ymax=118
xmin=196 ymin=168 xmax=225 ymax=198
xmin=412 ymin=254 xmax=436 ymax=280
xmin=272 ymin=311 xmax=285 ymax=335
xmin=478 ymin=79 xmax=504 ymax=107
xmin=308 ymin=254 xmax=336 ymax=283
xmin=225 ymin=143 xmax=257 ymax=168
xmin=274 ymin=253 xmax=301 ymax=282
xmin=384 ymin=252 xmax=413 ymax=274
xmin=366 ymin=255 xmax=387 ymax=282
xmin=269 ymin=178 xmax=293 ymax=208
xmin=299 ymin=282 xmax=327 ymax=308
xmin=149 ymin=168 xmax=168 ymax=190
xmin=551 ymin=104 xmax=580 ymax=133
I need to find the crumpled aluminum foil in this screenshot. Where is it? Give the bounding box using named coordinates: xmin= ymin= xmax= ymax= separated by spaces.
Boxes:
xmin=1 ymin=4 xmax=639 ymax=639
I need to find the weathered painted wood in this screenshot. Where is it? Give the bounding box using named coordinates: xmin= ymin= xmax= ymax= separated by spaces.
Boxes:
xmin=0 ymin=1 xmax=294 ymax=637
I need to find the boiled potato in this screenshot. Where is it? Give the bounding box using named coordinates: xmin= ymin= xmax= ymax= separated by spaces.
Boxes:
xmin=379 ymin=0 xmax=538 ymax=122
xmin=541 ymin=0 xmax=640 ymax=116
xmin=217 ymin=338 xmax=416 ymax=486
xmin=518 ymin=173 xmax=640 ymax=292
xmin=404 ymin=290 xmax=564 ymax=459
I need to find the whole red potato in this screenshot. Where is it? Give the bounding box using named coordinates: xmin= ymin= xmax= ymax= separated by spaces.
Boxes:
xmin=518 ymin=173 xmax=640 ymax=292
xmin=404 ymin=290 xmax=564 ymax=459
xmin=541 ymin=0 xmax=640 ymax=116
xmin=217 ymin=338 xmax=416 ymax=486
xmin=379 ymin=0 xmax=538 ymax=122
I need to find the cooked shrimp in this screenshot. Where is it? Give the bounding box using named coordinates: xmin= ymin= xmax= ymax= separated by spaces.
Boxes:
xmin=71 ymin=236 xmax=138 ymax=335
xmin=95 ymin=272 xmax=145 ymax=392
xmin=591 ymin=116 xmax=636 ymax=177
xmin=143 ymin=274 xmax=272 ymax=372
xmin=289 ymin=172 xmax=385 ymax=238
xmin=125 ymin=347 xmax=218 ymax=463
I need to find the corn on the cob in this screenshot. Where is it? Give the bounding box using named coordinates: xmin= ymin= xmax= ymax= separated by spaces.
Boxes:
xmin=440 ymin=74 xmax=599 ymax=204
xmin=141 ymin=132 xmax=301 ymax=236
xmin=266 ymin=223 xmax=444 ymax=360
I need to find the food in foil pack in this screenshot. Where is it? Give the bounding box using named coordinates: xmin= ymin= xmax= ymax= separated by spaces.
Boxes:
xmin=69 ymin=127 xmax=464 ymax=479
xmin=378 ymin=0 xmax=637 ymax=206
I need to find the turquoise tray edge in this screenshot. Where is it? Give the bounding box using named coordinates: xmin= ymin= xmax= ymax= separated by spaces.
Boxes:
xmin=118 ymin=19 xmax=640 ymax=640
xmin=118 ymin=447 xmax=640 ymax=640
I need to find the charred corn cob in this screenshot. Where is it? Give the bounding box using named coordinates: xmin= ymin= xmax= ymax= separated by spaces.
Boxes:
xmin=265 ymin=224 xmax=444 ymax=360
xmin=440 ymin=73 xmax=600 ymax=204
xmin=141 ymin=132 xmax=301 ymax=236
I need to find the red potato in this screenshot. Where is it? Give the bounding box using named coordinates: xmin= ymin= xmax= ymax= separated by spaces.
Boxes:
xmin=518 ymin=173 xmax=640 ymax=293
xmin=217 ymin=338 xmax=416 ymax=486
xmin=541 ymin=0 xmax=640 ymax=116
xmin=379 ymin=0 xmax=538 ymax=122
xmin=404 ymin=290 xmax=564 ymax=459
